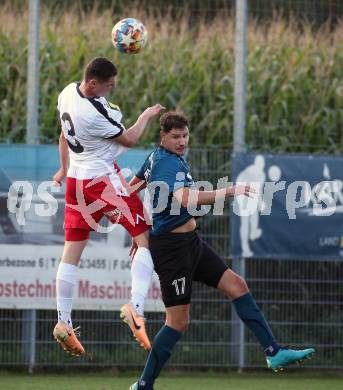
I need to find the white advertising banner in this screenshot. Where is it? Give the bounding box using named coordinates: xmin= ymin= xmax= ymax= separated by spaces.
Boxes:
xmin=0 ymin=244 xmax=163 ymax=311
xmin=0 ymin=146 xmax=164 ymax=311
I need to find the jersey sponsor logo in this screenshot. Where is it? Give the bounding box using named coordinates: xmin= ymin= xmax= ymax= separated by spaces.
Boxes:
xmin=144 ymin=168 xmax=151 ymax=182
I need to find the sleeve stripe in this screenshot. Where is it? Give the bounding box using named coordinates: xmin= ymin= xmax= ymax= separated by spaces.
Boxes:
xmin=88 ymin=98 xmax=125 ymax=133
xmin=105 ymin=128 xmax=124 ymax=139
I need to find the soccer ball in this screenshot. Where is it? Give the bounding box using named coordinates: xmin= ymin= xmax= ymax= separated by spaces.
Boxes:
xmin=111 ymin=18 xmax=147 ymax=54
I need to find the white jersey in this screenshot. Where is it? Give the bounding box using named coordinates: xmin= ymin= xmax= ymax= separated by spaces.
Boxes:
xmin=57 ymin=82 xmax=128 ymax=179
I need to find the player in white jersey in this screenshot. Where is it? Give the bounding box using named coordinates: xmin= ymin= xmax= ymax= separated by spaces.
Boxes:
xmin=52 ymin=57 xmax=164 ymax=355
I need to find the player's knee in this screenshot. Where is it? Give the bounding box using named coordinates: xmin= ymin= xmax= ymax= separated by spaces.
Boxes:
xmin=176 ymin=317 xmax=190 ymax=332
xmin=219 ymin=271 xmax=249 ymax=299
xmin=167 ymin=316 xmax=190 ymax=332
xmin=235 ymin=275 xmax=249 ymax=294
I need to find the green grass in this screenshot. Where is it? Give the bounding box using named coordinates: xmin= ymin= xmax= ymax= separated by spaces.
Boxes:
xmin=0 ymin=372 xmax=342 ymax=390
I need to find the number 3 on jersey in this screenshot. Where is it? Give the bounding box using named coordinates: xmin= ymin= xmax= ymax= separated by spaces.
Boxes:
xmin=61 ymin=112 xmax=84 ymax=153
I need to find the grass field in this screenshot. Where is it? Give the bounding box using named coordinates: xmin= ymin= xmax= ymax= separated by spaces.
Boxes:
xmin=0 ymin=372 xmax=342 ymax=390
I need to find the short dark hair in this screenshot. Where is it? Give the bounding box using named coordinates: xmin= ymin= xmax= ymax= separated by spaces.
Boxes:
xmin=84 ymin=57 xmax=117 ymax=82
xmin=160 ymin=111 xmax=190 ymax=133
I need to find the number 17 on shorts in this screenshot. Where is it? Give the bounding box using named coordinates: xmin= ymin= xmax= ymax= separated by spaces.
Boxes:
xmin=172 ymin=277 xmax=186 ymax=296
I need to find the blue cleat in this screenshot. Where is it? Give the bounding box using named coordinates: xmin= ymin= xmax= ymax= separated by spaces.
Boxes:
xmin=266 ymin=347 xmax=316 ymax=372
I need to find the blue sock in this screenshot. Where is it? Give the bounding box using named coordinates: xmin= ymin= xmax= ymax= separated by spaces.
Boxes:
xmin=139 ymin=325 xmax=181 ymax=388
xmin=232 ymin=292 xmax=280 ymax=356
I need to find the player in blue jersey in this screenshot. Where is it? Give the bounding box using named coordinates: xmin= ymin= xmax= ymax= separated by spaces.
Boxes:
xmin=126 ymin=112 xmax=315 ymax=389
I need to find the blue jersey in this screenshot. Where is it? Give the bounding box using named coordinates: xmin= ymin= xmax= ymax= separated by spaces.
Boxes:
xmin=136 ymin=146 xmax=194 ymax=235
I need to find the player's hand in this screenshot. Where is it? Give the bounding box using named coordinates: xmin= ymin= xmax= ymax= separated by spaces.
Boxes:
xmin=52 ymin=168 xmax=67 ymax=187
xmin=141 ymin=104 xmax=165 ymax=119
xmin=227 ymin=185 xmax=257 ymax=198
xmin=129 ymin=239 xmax=138 ymax=261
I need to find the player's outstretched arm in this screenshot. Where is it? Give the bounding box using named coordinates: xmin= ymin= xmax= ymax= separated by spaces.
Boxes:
xmin=53 ymin=131 xmax=69 ymax=186
xmin=174 ymin=185 xmax=256 ymax=208
xmin=115 ymin=104 xmax=165 ymax=147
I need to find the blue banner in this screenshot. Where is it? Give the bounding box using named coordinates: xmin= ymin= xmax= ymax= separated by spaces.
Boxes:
xmin=231 ymin=152 xmax=343 ymax=261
